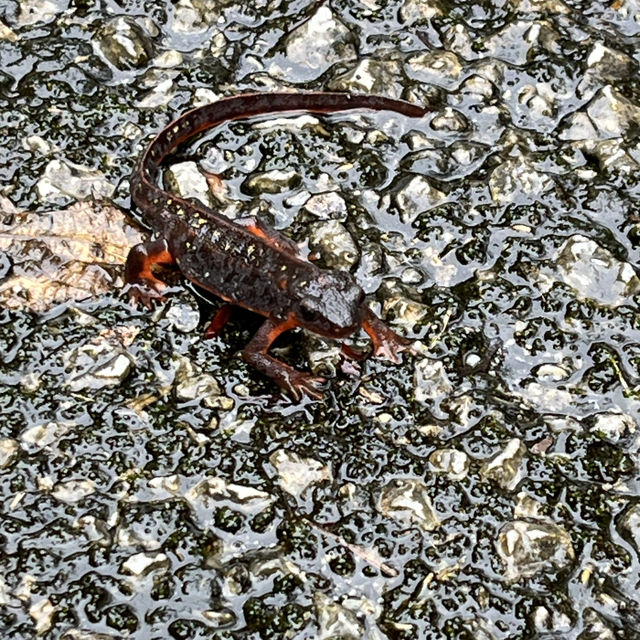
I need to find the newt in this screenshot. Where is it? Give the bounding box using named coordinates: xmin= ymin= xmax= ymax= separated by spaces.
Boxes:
xmin=127 ymin=92 xmax=430 ymax=399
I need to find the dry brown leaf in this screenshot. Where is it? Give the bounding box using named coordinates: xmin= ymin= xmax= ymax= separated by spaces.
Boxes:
xmin=0 ymin=196 xmax=144 ymax=311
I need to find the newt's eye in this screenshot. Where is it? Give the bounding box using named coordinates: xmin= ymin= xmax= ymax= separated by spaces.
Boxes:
xmin=300 ymin=307 xmax=318 ymax=322
xmin=299 ymin=305 xmax=318 ymax=323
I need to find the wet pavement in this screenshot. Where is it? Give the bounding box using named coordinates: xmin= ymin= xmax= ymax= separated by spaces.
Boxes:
xmin=2 ymin=0 xmax=640 ymax=638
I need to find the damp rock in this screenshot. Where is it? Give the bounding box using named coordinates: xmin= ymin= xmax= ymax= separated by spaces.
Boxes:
xmin=587 ymin=86 xmax=640 ymax=139
xmin=172 ymin=0 xmax=205 ymax=33
xmin=201 ymin=609 xmax=236 ymax=628
xmin=269 ymin=6 xmax=355 ymax=81
xmin=395 ymin=175 xmax=447 ymax=223
xmin=305 ymin=336 xmax=342 ymax=377
xmin=545 ymin=416 xmax=582 ymax=433
xmin=314 ymin=592 xmax=364 ymax=640
xmin=153 ymin=50 xmax=183 ymax=69
xmin=579 ymin=610 xmax=618 ymax=640
xmin=485 ymin=21 xmax=537 ymax=66
xmin=518 ymin=84 xmax=555 ymax=121
xmin=148 ymin=474 xmax=182 ymax=494
xmin=532 ymin=606 xmax=572 ymax=634
xmin=418 ymin=245 xmax=458 ymax=287
xmin=20 ymin=422 xmax=70 ymax=451
xmin=270 ymin=449 xmax=331 ymax=498
xmin=172 ymin=0 xmax=222 ymax=33
xmin=399 ymin=0 xmax=444 ymax=23
xmin=480 ymin=438 xmax=526 ymax=491
xmin=0 ymin=20 xmax=18 ymax=41
xmin=165 ymin=302 xmax=200 ymax=333
xmin=23 ymin=135 xmax=57 ymax=155
xmin=518 ymin=0 xmax=570 ymax=12
xmin=378 ymin=478 xmax=441 ymax=531
xmin=116 ymin=520 xmax=162 ymax=550
xmin=184 ymin=477 xmax=275 ymax=525
xmin=328 ymin=58 xmax=404 ymax=98
xmin=430 ymin=108 xmax=469 ymax=132
xmin=581 ymin=44 xmax=636 ymax=96
xmin=303 ymin=191 xmax=348 ymax=221
xmin=136 ymin=77 xmax=175 ymax=108
xmin=544 ymin=235 xmax=640 ymax=307
xmin=0 ymin=438 xmax=18 ymax=469
xmin=497 ymin=520 xmax=575 ymax=580
xmin=589 ymin=139 xmax=637 ymax=174
xmin=175 ymin=366 xmax=223 ymax=408
xmin=36 ymin=159 xmax=115 ymax=202
xmin=534 ymin=363 xmax=571 ymax=382
xmin=558 ymin=112 xmax=598 ymax=141
xmin=17 ymin=0 xmax=60 ymax=26
xmin=64 ymin=342 xmax=133 ymax=391
xmin=400 ymin=267 xmax=423 ymax=285
xmin=165 ymin=161 xmax=213 ymax=207
xmin=121 ymin=552 xmax=169 ymax=576
xmin=459 ymin=74 xmax=496 ymax=102
xmin=62 ymin=630 xmax=120 ymax=640
xmin=621 ymin=504 xmax=640 ymax=546
xmin=489 ymin=157 xmax=554 ymax=205
xmin=52 ymin=479 xmax=96 ymax=503
xmin=95 ymin=16 xmax=154 ymax=70
xmin=245 ymin=169 xmax=301 ymax=195
xmin=382 ymin=294 xmax=430 ymax=333
xmin=521 ymin=382 xmax=574 ymax=413
xmin=429 ymin=449 xmax=470 ymax=481
xmin=309 ymin=220 xmax=359 ymax=269
xmin=441 ymin=23 xmax=475 ymax=59
xmin=414 ymin=359 xmax=453 ymax=404
xmin=29 ymin=598 xmax=55 ymax=634
xmin=74 ymin=516 xmax=111 ymax=547
xmin=406 ymin=51 xmax=463 ymax=89
xmin=589 ymin=411 xmax=636 ymax=444
xmin=514 ymin=493 xmax=547 ymax=520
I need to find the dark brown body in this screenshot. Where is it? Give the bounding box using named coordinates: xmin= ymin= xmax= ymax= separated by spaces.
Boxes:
xmin=126 ymin=92 xmax=429 ymax=398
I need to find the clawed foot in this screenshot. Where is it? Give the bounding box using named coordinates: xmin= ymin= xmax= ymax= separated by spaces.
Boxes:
xmin=362 ymin=309 xmax=411 ymax=364
xmin=372 ymin=332 xmax=410 ymax=363
xmin=284 ymin=370 xmax=327 ymax=401
xmin=125 ymin=282 xmax=168 ymax=310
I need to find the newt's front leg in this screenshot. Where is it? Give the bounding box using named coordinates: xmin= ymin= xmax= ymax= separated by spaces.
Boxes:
xmin=362 ymin=308 xmax=410 ymax=363
xmin=242 ymin=316 xmax=326 ymax=400
xmin=124 ymin=238 xmax=176 ymax=307
xmin=235 ymin=216 xmax=302 ymax=257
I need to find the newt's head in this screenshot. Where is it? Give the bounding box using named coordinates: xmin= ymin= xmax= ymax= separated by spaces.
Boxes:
xmin=292 ymin=271 xmax=365 ymax=337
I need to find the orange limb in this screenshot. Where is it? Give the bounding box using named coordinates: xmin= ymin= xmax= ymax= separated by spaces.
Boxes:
xmin=204 ymin=304 xmax=233 ymax=338
xmin=124 ymin=238 xmax=176 ymax=308
xmin=242 ymin=315 xmax=326 ymax=400
xmin=362 ymin=308 xmax=409 ymax=363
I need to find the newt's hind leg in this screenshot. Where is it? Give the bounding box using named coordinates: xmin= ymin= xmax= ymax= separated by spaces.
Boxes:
xmin=124 ymin=238 xmax=176 ymax=307
xmin=242 ymin=317 xmax=326 ymax=400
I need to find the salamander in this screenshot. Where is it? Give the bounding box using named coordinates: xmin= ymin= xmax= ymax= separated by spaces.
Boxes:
xmin=127 ymin=92 xmax=430 ymax=399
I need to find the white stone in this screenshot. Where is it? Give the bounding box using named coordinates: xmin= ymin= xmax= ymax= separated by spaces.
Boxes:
xmin=122 ymin=551 xmax=169 ymax=576
xmin=395 ymin=175 xmax=447 ymax=223
xmin=37 ymin=159 xmax=115 ymax=201
xmin=52 ymin=479 xmax=96 ymax=503
xmin=270 ymin=449 xmax=331 ymax=498
xmin=414 ymin=359 xmax=453 ymax=404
